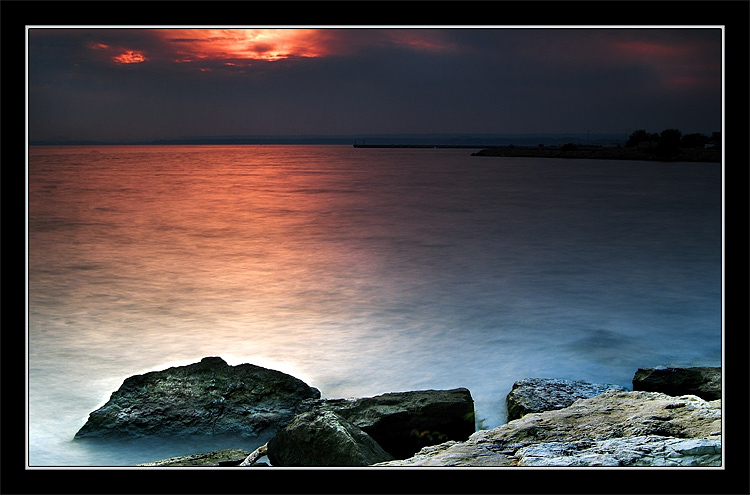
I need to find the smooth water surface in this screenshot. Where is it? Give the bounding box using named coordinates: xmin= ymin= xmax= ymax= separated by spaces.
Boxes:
xmin=27 ymin=145 xmax=722 ymax=466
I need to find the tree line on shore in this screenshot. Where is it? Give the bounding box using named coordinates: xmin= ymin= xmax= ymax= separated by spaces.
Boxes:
xmin=626 ymin=129 xmax=720 ymax=151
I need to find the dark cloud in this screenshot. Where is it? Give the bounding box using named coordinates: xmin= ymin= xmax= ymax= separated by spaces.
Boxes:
xmin=26 ymin=27 xmax=722 ymax=142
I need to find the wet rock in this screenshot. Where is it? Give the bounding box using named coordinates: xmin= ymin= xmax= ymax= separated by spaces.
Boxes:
xmin=506 ymin=378 xmax=627 ymax=420
xmin=265 ymin=388 xmax=475 ymax=465
xmin=376 ymin=390 xmax=721 ymax=467
xmin=137 ymin=448 xmax=252 ymax=467
xmin=633 ymin=366 xmax=721 ymax=400
xmin=516 ymin=435 xmax=721 ymax=466
xmin=75 ymin=357 xmax=321 ymax=439
xmin=309 ymin=388 xmax=476 ymax=459
xmin=267 ymin=409 xmax=394 ymax=466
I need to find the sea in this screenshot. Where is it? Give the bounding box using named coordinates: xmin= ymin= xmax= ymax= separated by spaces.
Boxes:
xmin=26 ymin=144 xmax=723 ymax=467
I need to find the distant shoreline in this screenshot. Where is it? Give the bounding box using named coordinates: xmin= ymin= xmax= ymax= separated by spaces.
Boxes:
xmin=350 ymin=143 xmax=721 ymax=163
xmin=27 ymin=141 xmax=722 ymax=163
xmin=26 ymin=132 xmax=641 ymax=148
xmin=470 ymin=145 xmax=721 ymax=163
xmin=352 ymin=144 xmax=489 ymax=149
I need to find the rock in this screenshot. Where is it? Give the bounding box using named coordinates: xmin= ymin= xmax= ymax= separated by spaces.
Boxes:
xmin=267 ymin=409 xmax=395 ymax=466
xmin=371 ymin=437 xmax=516 ymax=467
xmin=516 ymin=435 xmax=721 ymax=467
xmin=264 ymin=388 xmax=475 ymax=466
xmin=376 ymin=390 xmax=721 ymax=466
xmin=505 ymin=378 xmax=627 ymax=420
xmin=74 ymin=357 xmax=321 ymax=439
xmin=308 ymin=388 xmax=476 ymax=459
xmin=633 ymin=366 xmax=721 ymax=400
xmin=137 ymin=448 xmax=251 ymax=467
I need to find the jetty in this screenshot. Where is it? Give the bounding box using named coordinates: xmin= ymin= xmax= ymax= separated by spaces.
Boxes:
xmin=470 ymin=145 xmax=721 ymax=162
xmin=353 ymin=144 xmax=492 ymax=149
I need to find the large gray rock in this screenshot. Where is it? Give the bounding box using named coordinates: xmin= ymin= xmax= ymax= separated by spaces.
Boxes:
xmin=376 ymin=390 xmax=721 ymax=467
xmin=74 ymin=357 xmax=321 ymax=439
xmin=506 ymin=378 xmax=627 ymax=420
xmin=516 ymin=435 xmax=721 ymax=466
xmin=307 ymin=388 xmax=476 ymax=459
xmin=633 ymin=367 xmax=721 ymax=400
xmin=267 ymin=409 xmax=395 ymax=466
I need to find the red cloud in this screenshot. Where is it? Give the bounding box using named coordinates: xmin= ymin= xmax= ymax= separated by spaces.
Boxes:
xmin=151 ymin=28 xmax=457 ymax=66
xmin=612 ymin=37 xmax=719 ymax=91
xmin=113 ymin=50 xmax=147 ymax=64
xmin=613 ymin=40 xmax=691 ymax=59
xmin=89 ymin=41 xmax=147 ymax=64
xmin=154 ymin=29 xmax=334 ymax=62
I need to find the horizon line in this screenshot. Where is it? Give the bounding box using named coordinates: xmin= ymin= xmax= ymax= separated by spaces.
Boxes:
xmin=28 ymin=130 xmax=720 ymax=147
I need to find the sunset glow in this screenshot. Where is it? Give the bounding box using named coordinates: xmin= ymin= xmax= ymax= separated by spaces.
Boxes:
xmin=113 ymin=50 xmax=147 ymax=64
xmin=612 ymin=39 xmax=718 ymax=90
xmin=385 ymin=30 xmax=458 ymax=53
xmin=90 ymin=42 xmax=147 ymax=64
xmin=30 ymin=26 xmax=723 ymax=142
xmin=614 ymin=40 xmax=690 ymax=58
xmin=155 ymin=29 xmax=333 ymax=62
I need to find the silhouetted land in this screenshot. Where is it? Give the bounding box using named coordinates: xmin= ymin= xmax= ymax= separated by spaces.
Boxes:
xmin=353 ymin=144 xmax=489 ymax=149
xmin=471 ymin=146 xmax=721 ymax=163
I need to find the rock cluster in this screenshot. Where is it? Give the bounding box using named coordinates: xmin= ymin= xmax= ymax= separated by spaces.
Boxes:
xmin=75 ymin=359 xmax=721 ymax=467
xmin=74 ymin=357 xmax=475 ymax=466
xmin=268 ymin=388 xmax=475 ymax=466
xmin=376 ymin=390 xmax=721 ymax=467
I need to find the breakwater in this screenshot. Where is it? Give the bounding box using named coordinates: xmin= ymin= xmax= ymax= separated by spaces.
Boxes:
xmin=76 ymin=358 xmax=721 ymax=467
xmin=352 ymin=143 xmax=721 ymax=162
xmin=353 ymin=144 xmax=490 ymax=149
xmin=470 ymin=145 xmax=721 ymax=162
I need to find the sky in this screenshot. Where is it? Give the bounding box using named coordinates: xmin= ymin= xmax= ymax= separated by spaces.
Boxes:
xmin=26 ymin=26 xmax=723 ymax=143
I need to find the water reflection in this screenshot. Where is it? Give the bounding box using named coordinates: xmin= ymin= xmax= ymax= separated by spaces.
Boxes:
xmin=28 ymin=146 xmax=722 ymax=466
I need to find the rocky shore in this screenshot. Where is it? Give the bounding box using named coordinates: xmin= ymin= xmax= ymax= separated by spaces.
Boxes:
xmin=471 ymin=145 xmax=721 ymax=162
xmin=74 ymin=357 xmax=721 ymax=467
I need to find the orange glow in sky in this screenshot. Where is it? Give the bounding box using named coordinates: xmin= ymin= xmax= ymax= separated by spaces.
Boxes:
xmin=613 ymin=40 xmax=690 ymax=58
xmin=113 ymin=50 xmax=147 ymax=64
xmin=155 ymin=29 xmax=334 ymax=62
xmin=90 ymin=42 xmax=147 ymax=64
xmin=90 ymin=29 xmax=457 ymax=70
xmin=609 ymin=38 xmax=719 ymax=91
xmin=385 ymin=30 xmax=457 ymax=53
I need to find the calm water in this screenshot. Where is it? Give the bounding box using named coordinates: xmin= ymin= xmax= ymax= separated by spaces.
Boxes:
xmin=27 ymin=145 xmax=723 ymax=467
